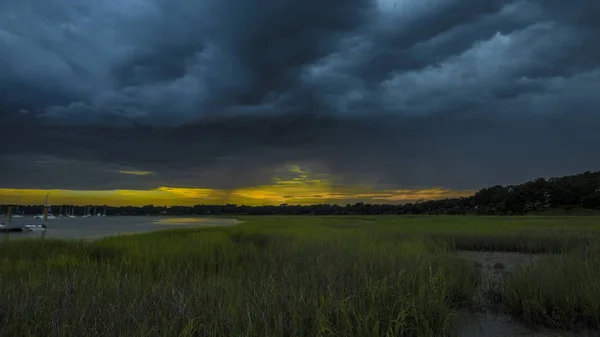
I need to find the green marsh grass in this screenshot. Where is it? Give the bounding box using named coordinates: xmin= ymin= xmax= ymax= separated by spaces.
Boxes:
xmin=2 ymin=215 xmax=600 ymax=336
xmin=0 ymin=218 xmax=480 ymax=337
xmin=502 ymin=244 xmax=600 ymax=331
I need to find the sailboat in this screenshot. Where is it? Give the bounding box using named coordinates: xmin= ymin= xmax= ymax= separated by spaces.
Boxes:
xmin=33 ymin=193 xmax=56 ymax=220
xmin=25 ymin=223 xmax=47 ymax=231
xmin=0 ymin=206 xmax=26 ymax=232
xmin=25 ymin=194 xmax=49 ymax=231
xmin=82 ymin=205 xmax=91 ymax=218
xmin=96 ymin=206 xmax=106 ymax=217
xmin=66 ymin=205 xmax=76 ymax=218
xmin=12 ymin=193 xmax=24 ymax=218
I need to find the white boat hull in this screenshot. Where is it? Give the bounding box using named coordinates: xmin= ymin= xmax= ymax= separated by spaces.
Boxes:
xmin=33 ymin=215 xmax=57 ymax=220
xmin=24 ymin=224 xmax=47 ymax=231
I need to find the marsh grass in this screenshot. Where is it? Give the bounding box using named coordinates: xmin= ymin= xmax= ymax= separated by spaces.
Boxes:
xmin=2 ymin=215 xmax=600 ymax=336
xmin=339 ymin=216 xmax=600 ymax=254
xmin=502 ymin=245 xmax=600 ymax=331
xmin=0 ymin=221 xmax=480 ymax=337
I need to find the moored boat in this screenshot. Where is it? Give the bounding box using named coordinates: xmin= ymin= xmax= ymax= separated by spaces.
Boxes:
xmin=33 ymin=214 xmax=57 ymax=220
xmin=24 ymin=224 xmax=47 ymax=231
xmin=33 ymin=193 xmax=56 ymax=220
xmin=0 ymin=223 xmax=25 ymax=232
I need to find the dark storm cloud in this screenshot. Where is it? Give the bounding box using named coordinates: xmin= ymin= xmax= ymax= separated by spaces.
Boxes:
xmin=2 ymin=0 xmax=600 ymax=192
xmin=0 ymin=0 xmax=372 ymax=124
xmin=3 ymin=110 xmax=600 ymax=191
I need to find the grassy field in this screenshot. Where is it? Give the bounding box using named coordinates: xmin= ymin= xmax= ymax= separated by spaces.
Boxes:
xmin=1 ymin=216 xmax=600 ymax=336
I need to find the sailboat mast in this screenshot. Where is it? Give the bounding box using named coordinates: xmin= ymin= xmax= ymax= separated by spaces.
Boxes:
xmin=43 ymin=192 xmax=50 ymax=214
xmin=7 ymin=206 xmax=13 ymax=228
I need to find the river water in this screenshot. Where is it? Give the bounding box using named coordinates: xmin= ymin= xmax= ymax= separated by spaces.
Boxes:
xmin=0 ymin=216 xmax=240 ymax=240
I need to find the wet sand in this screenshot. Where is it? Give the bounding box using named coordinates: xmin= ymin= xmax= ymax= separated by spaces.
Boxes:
xmin=0 ymin=216 xmax=240 ymax=240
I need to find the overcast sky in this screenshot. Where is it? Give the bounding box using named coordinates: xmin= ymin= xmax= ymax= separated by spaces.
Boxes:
xmin=1 ymin=0 xmax=600 ymax=196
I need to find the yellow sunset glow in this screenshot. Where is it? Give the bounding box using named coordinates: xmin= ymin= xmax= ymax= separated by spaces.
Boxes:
xmin=0 ymin=186 xmax=473 ymax=206
xmin=117 ymin=170 xmax=154 ymax=176
xmin=0 ymin=165 xmax=475 ymax=206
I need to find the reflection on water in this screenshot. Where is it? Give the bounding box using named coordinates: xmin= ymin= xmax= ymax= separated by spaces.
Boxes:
xmin=154 ymin=217 xmax=239 ymax=225
xmin=2 ymin=230 xmax=47 ymax=241
xmin=1 ymin=227 xmax=48 ymax=241
xmin=0 ymin=216 xmax=240 ymax=240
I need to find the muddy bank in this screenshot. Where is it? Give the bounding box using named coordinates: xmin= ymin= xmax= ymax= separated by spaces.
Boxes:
xmin=459 ymin=251 xmax=541 ymax=309
xmin=455 ymin=251 xmax=598 ymax=337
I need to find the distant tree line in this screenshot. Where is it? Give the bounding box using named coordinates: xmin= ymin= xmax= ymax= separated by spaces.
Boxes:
xmin=2 ymin=171 xmax=600 ymax=216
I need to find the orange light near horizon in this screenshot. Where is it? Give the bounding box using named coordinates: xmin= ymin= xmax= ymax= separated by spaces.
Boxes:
xmin=0 ymin=164 xmax=475 ymax=206
xmin=0 ymin=186 xmax=475 ymax=206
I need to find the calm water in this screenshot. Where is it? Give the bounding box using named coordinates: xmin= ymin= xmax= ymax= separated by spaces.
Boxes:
xmin=0 ymin=216 xmax=240 ymax=240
